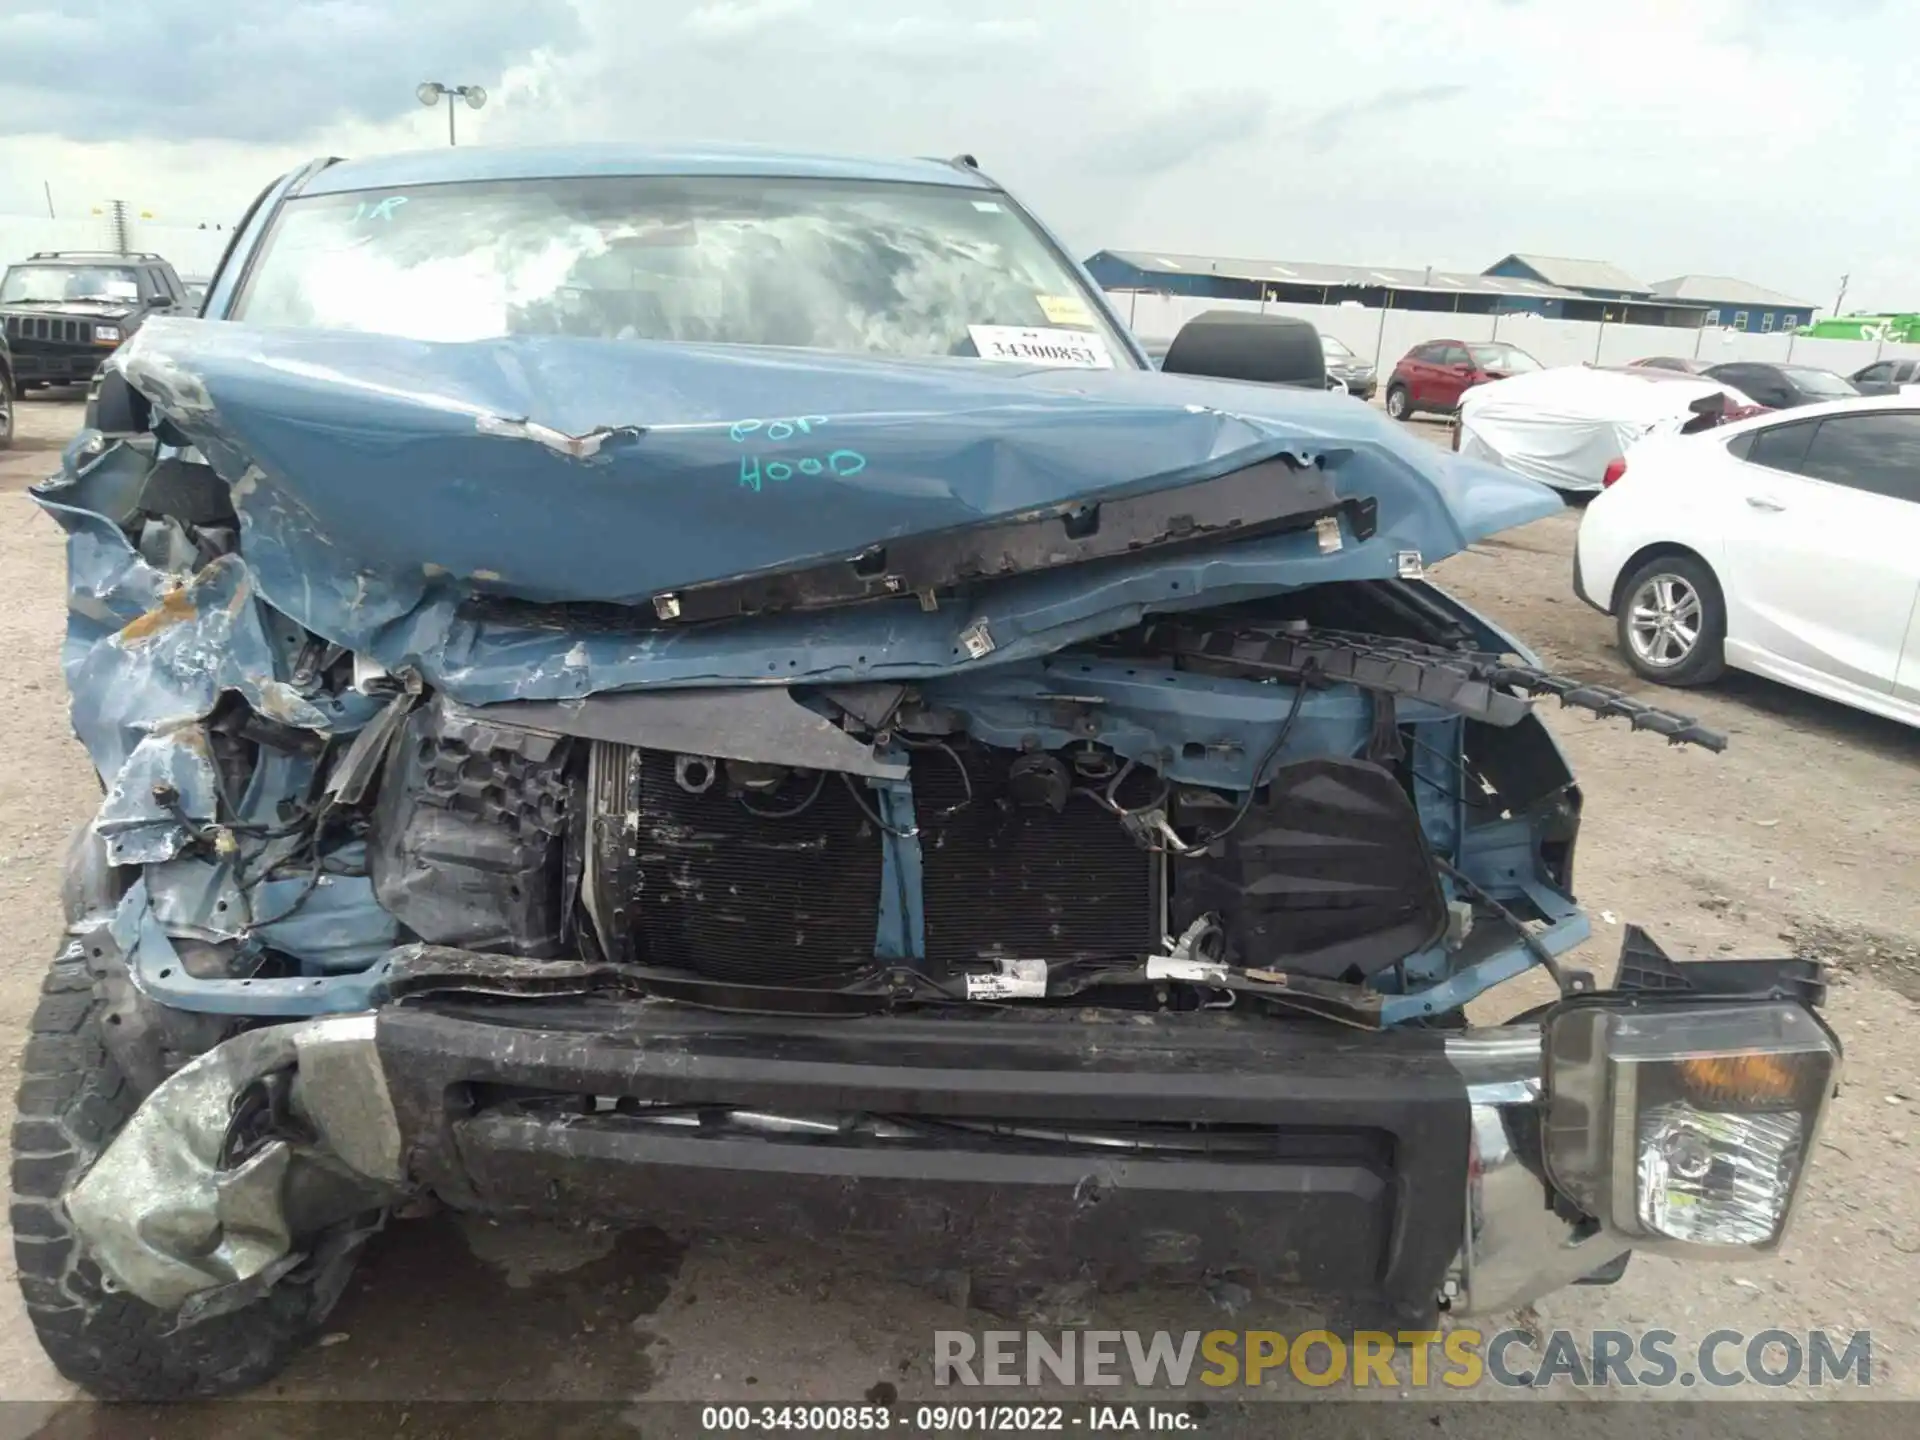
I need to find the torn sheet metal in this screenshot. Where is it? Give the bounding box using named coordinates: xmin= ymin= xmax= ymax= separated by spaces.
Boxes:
xmin=34 ymin=317 xmax=1561 ymax=991
xmin=132 ymin=862 xmax=400 ymax=977
xmin=131 ymin=741 xmax=374 ymax=956
xmin=106 ymin=881 xmax=395 ymax=1015
xmin=38 ymin=477 xmax=389 ymax=966
xmin=472 ymin=414 xmax=645 ymax=459
xmin=64 ymin=1013 xmax=404 ymax=1310
xmin=94 ymin=724 xmax=221 ymax=865
xmin=60 ymin=550 xmax=379 ymax=779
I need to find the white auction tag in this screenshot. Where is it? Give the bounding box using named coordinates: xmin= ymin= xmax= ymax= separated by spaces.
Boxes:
xmin=964 ymin=958 xmax=1049 ymax=999
xmin=967 ymin=324 xmax=1114 ymax=369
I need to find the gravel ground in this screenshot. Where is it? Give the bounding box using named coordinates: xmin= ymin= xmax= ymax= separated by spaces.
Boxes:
xmin=0 ymin=397 xmax=1914 ymax=1428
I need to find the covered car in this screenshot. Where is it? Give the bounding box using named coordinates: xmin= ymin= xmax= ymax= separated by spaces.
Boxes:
xmin=16 ymin=143 xmax=1838 ymax=1400
xmin=1456 ymin=364 xmax=1764 ymax=493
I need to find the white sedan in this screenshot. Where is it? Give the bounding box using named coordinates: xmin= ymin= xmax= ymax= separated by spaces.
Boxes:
xmin=1573 ymin=394 xmax=1920 ymax=727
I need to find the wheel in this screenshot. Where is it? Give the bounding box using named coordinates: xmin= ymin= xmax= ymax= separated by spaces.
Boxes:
xmin=1385 ymin=384 xmax=1412 ymax=421
xmin=10 ymin=942 xmax=362 ymax=1398
xmin=0 ymin=372 xmax=13 ymax=450
xmin=1615 ymin=553 xmax=1726 ymax=686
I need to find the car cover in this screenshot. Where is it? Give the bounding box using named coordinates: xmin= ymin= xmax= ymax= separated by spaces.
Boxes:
xmin=1457 ymin=366 xmax=1755 ymax=492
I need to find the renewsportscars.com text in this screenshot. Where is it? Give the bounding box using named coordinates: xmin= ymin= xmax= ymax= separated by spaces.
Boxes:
xmin=933 ymin=1328 xmax=1873 ymax=1390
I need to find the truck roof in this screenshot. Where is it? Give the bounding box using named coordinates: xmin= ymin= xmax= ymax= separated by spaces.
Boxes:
xmin=21 ymin=251 xmax=170 ymax=264
xmin=300 ymin=142 xmax=993 ymax=197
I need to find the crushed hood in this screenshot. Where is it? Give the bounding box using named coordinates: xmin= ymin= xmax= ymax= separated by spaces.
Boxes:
xmin=59 ymin=318 xmax=1561 ymax=703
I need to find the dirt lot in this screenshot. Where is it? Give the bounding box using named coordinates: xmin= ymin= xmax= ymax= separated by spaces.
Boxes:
xmin=0 ymin=397 xmax=1914 ymax=1427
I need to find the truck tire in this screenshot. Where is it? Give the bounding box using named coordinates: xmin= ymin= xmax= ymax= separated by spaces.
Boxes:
xmin=10 ymin=941 xmax=359 ymax=1399
xmin=0 ymin=368 xmax=14 ymax=450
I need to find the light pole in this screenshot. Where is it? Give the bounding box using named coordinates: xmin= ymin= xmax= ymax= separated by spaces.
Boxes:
xmin=416 ymin=81 xmax=487 ymax=145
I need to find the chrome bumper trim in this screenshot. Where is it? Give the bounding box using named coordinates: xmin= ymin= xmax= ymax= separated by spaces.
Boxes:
xmin=1446 ymin=1028 xmax=1632 ymax=1314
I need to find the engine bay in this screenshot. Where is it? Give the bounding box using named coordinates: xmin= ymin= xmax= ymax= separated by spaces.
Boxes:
xmin=54 ymin=504 xmax=1725 ymax=1032
xmin=346 ymin=579 xmax=1611 ymax=1024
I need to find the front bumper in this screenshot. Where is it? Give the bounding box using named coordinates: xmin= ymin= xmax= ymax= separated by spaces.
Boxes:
xmin=69 ymin=933 xmax=1834 ymax=1321
xmin=9 ymin=346 xmax=108 ymax=384
xmin=381 ymin=998 xmax=1471 ymax=1322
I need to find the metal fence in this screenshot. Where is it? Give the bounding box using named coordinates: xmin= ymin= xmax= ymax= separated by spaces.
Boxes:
xmin=1115 ymin=292 xmax=1920 ymax=380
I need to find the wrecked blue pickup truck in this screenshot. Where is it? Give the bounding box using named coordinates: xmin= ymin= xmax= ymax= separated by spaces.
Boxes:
xmin=15 ymin=144 xmax=1839 ymax=1399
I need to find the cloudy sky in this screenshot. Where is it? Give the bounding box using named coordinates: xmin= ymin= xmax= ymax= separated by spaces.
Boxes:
xmin=0 ymin=0 xmax=1907 ymax=309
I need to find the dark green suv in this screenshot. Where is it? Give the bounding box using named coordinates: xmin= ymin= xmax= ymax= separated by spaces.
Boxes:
xmin=0 ymin=250 xmax=190 ymax=391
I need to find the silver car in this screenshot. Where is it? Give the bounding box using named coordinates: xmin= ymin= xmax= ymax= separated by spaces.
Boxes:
xmin=1321 ymin=333 xmax=1378 ymax=399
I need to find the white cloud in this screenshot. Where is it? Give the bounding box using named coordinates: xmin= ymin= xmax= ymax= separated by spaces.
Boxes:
xmin=681 ymin=0 xmax=812 ymax=41
xmin=0 ymin=0 xmax=1910 ymax=310
xmin=0 ymin=0 xmax=580 ymax=144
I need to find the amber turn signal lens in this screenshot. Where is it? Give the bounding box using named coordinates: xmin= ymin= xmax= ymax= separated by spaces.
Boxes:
xmin=1677 ymin=1052 xmax=1805 ymax=1107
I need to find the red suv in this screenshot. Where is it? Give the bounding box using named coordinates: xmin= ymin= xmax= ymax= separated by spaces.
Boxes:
xmin=1384 ymin=339 xmax=1543 ymax=420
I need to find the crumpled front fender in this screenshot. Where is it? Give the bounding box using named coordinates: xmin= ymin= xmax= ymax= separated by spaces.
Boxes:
xmin=65 ymin=1013 xmax=405 ymax=1311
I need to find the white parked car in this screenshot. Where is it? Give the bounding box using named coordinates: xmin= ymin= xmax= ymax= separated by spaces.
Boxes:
xmin=1574 ymin=395 xmax=1920 ymax=727
xmin=1458 ymin=365 xmax=1762 ymax=493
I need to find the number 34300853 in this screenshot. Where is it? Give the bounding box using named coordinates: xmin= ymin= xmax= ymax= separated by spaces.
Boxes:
xmin=727 ymin=415 xmax=867 ymax=492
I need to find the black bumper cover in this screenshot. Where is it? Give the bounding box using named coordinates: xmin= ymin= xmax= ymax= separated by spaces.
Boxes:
xmin=377 ymin=1000 xmax=1469 ymax=1321
xmin=10 ymin=345 xmax=105 ymax=383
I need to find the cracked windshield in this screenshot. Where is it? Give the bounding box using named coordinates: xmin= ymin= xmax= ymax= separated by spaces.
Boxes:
xmin=0 ymin=262 xmax=139 ymax=303
xmin=236 ymin=175 xmax=1135 ymax=364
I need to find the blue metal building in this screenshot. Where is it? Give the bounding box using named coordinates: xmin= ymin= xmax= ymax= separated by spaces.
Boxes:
xmin=1082 ymin=250 xmax=1586 ymax=317
xmin=1645 ymin=276 xmax=1815 ymax=335
xmin=1085 ymin=251 xmax=1709 ymax=327
xmin=1482 ymin=253 xmax=1652 ymax=305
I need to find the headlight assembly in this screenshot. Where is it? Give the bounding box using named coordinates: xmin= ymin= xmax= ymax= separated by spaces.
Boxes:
xmin=1544 ymin=1001 xmax=1839 ymax=1252
xmin=93 ymin=326 xmax=122 ymax=345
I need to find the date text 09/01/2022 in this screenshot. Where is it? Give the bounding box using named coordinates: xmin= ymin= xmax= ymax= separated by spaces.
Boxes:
xmin=699 ymin=1404 xmax=1197 ymax=1432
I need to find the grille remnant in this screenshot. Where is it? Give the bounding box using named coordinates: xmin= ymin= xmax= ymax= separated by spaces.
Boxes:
xmin=590 ymin=744 xmax=884 ymax=985
xmin=913 ymin=741 xmax=1160 ymax=969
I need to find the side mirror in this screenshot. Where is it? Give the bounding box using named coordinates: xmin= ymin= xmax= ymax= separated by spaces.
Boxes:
xmin=1159 ymin=311 xmax=1328 ymax=390
xmin=147 ymin=296 xmax=174 ymax=310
